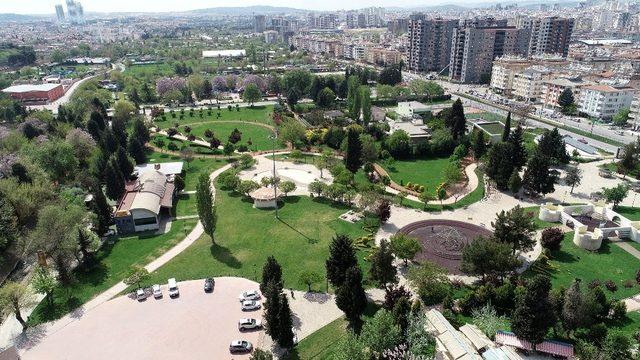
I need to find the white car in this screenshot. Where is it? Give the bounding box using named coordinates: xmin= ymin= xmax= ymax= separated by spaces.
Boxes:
xmin=229 ymin=340 xmax=253 ymax=353
xmin=136 ymin=288 xmax=147 ymax=301
xmin=238 ymin=318 xmax=262 ymax=330
xmin=241 ymin=300 xmax=261 ymax=311
xmin=168 ymin=278 xmax=179 ymax=298
xmin=152 ymin=284 xmax=162 ymax=299
xmin=238 ymin=290 xmax=261 ymax=302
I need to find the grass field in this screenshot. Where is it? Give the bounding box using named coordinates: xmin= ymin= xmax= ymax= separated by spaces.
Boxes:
xmin=526 ymin=232 xmax=640 ymax=301
xmin=615 ymin=206 xmax=640 ymax=221
xmin=28 ymin=219 xmax=198 ymax=325
xmin=182 ymin=122 xmax=282 ymax=152
xmin=159 ymin=105 xmax=274 ymax=126
xmin=145 ymin=150 xmax=230 ymax=191
xmin=142 ymin=191 xmax=378 ymax=293
xmin=381 ymin=157 xmax=451 ymax=192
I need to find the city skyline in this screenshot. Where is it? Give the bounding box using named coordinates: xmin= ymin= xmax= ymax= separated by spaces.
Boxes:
xmin=2 ymin=0 xmax=554 ymax=15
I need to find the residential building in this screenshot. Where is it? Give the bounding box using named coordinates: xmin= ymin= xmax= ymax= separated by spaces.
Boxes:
xmin=65 ymin=0 xmax=84 ymax=25
xmin=578 ymin=84 xmax=634 ymax=120
xmin=55 ymin=4 xmax=65 ymax=23
xmin=387 ymin=18 xmax=409 ymax=34
xmin=263 ymin=30 xmax=278 ymax=44
xmin=525 ymin=17 xmax=574 ymax=57
xmin=406 ymin=15 xmax=458 ymax=73
xmin=365 ymin=47 xmax=403 ymax=66
xmin=2 ymin=84 xmax=64 ymax=103
xmin=490 ymin=56 xmax=531 ymax=96
xmin=308 ymin=13 xmax=338 ymax=29
xmin=541 ymin=77 xmax=590 ymax=109
xmin=254 ymin=15 xmax=266 ymax=33
xmin=114 ymin=163 xmax=183 ymax=234
xmin=629 ymin=95 xmax=640 ymax=129
xmin=449 ymin=18 xmax=530 ymax=84
xmin=512 ymin=68 xmax=550 ymax=102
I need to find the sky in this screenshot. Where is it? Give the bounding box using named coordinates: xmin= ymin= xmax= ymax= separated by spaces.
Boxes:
xmin=0 ymin=0 xmax=490 ymax=15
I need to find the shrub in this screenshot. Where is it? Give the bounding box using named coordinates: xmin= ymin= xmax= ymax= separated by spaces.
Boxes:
xmin=636 ymin=269 xmax=640 ymax=285
xmin=541 ymin=228 xmax=563 ymax=251
xmin=611 ymin=301 xmax=627 ymax=320
xmin=381 ymin=175 xmax=390 ymax=186
xmin=167 ymin=142 xmax=178 ymax=151
xmin=237 ymin=145 xmax=249 ymax=152
xmin=418 ymin=185 xmax=425 ymax=193
xmin=588 ymin=279 xmax=601 ymax=290
xmin=605 ymin=280 xmax=618 ymax=293
xmin=406 ymin=182 xmax=413 ymax=189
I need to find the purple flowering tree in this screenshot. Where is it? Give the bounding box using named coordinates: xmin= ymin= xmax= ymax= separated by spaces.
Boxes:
xmin=156 ymin=77 xmax=187 ymax=98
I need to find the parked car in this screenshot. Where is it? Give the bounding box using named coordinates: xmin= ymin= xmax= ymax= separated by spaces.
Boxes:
xmin=241 ymin=300 xmax=261 ymax=311
xmin=238 ymin=290 xmax=260 ymax=301
xmin=229 ymin=340 xmax=253 ymax=353
xmin=136 ymin=288 xmax=147 ymax=301
xmin=204 ymin=278 xmax=215 ymax=293
xmin=238 ymin=318 xmax=262 ymax=331
xmin=168 ymin=278 xmax=179 ymax=298
xmin=152 ymin=284 xmax=162 ymax=299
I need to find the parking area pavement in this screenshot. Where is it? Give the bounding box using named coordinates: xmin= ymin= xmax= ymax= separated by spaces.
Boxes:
xmin=22 ymin=277 xmax=265 ymax=360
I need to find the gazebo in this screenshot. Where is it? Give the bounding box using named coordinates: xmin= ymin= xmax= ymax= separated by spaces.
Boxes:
xmin=249 ymin=186 xmax=281 ymax=209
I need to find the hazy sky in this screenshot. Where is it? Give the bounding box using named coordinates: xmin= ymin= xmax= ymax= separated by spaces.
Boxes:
xmin=1 ymin=0 xmax=487 ymax=14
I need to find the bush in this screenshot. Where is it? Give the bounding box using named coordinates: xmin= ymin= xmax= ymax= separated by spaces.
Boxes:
xmin=418 ymin=185 xmax=425 ymax=193
xmin=406 ymin=182 xmax=413 ymax=190
xmin=541 ymin=228 xmax=564 ymax=251
xmin=611 ymin=301 xmax=627 ymax=321
xmin=237 ymin=145 xmax=249 ymax=152
xmin=636 ymin=269 xmax=640 ymax=285
xmin=588 ymin=279 xmax=602 ymax=290
xmin=167 ymin=142 xmax=178 ymax=151
xmin=605 ymin=280 xmax=618 ymax=293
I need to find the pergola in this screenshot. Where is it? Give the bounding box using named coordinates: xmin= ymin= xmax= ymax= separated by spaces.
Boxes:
xmin=249 ymin=186 xmax=281 ymax=209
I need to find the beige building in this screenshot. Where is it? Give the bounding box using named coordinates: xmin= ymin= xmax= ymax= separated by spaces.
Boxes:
xmin=578 ymin=84 xmax=635 ymax=120
xmin=490 ymin=57 xmax=532 ymax=96
xmin=629 ymin=94 xmax=640 ymax=129
xmin=512 ymin=68 xmax=550 ymax=102
xmin=541 ymin=77 xmax=590 ymax=109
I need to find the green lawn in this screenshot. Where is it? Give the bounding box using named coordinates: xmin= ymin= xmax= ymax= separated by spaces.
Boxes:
xmin=401 ymin=168 xmax=486 ymax=211
xmin=145 ymin=150 xmax=230 ymax=191
xmin=143 ymin=191 xmax=378 ymax=292
xmin=285 ymin=302 xmax=380 ymax=360
xmin=175 ymin=194 xmax=197 ymax=217
xmin=381 ymin=157 xmax=451 ymax=192
xmin=126 ymin=63 xmax=177 ymax=78
xmin=28 ymin=219 xmax=198 ymax=325
xmin=151 ymin=134 xmax=221 ymax=155
xmin=159 ymin=105 xmax=274 ymax=125
xmin=527 ymin=232 xmax=640 ymax=301
xmin=615 ymin=206 xmax=640 ymax=221
xmin=183 ymin=122 xmax=282 ymax=152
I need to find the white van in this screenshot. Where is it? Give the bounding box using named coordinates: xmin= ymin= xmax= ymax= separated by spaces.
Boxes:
xmin=168 ymin=278 xmax=179 ymax=298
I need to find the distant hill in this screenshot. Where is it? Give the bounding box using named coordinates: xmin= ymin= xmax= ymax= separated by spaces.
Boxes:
xmin=185 ymin=6 xmax=308 ymax=16
xmin=0 ymin=13 xmax=48 ymax=22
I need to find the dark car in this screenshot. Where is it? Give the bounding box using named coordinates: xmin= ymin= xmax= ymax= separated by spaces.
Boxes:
xmin=204 ymin=278 xmax=215 ymax=292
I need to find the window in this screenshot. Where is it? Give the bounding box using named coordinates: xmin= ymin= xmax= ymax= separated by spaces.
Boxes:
xmin=134 ymin=217 xmax=157 ymax=226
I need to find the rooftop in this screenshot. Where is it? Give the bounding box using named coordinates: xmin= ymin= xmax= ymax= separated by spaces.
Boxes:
xmin=134 ymin=162 xmax=184 ymax=177
xmin=202 ymin=49 xmax=246 ymax=58
xmin=2 ymin=83 xmax=62 ymax=93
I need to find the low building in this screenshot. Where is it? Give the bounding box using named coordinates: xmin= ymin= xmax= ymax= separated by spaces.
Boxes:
xmin=630 ymin=95 xmax=640 ymax=130
xmin=578 ymin=84 xmax=635 ymax=121
xmin=202 ymin=49 xmax=246 ymax=58
xmin=541 ymin=77 xmax=590 ymax=109
xmin=263 ymin=30 xmax=279 ymax=44
xmin=114 ymin=168 xmax=178 ymax=234
xmin=389 ymin=119 xmax=431 ymax=144
xmin=371 ymin=106 xmax=386 ymax=122
xmin=468 ymin=118 xmax=505 ymax=144
xmin=249 ymin=186 xmax=280 ymax=209
xmin=2 ymin=83 xmax=64 ymax=103
xmin=396 ymin=101 xmax=431 ymax=119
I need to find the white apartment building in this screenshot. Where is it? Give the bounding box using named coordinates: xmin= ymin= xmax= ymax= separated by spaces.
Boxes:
xmin=512 ymin=68 xmax=549 ymax=103
xmin=489 ymin=57 xmax=531 ymax=96
xmin=630 ymin=95 xmax=640 ymax=129
xmin=578 ymin=85 xmax=635 ymax=120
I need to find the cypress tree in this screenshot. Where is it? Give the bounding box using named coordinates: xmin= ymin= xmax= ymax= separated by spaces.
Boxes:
xmin=115 ymin=147 xmax=135 ymax=180
xmin=261 ymin=256 xmax=283 ymax=293
xmin=360 ymin=86 xmax=372 ymax=126
xmin=264 ymin=280 xmax=282 ymax=341
xmin=344 ymin=128 xmax=362 ymax=173
xmin=91 ymin=185 xmax=112 ymax=235
xmin=276 ymin=293 xmax=295 ymax=348
xmin=369 ymin=239 xmax=397 ymax=287
xmin=508 ymin=124 xmax=527 ymax=169
xmin=336 ymin=265 xmax=367 ymax=326
xmin=502 ymin=112 xmax=511 ymax=141
xmin=196 ymin=173 xmax=216 ymax=244
xmin=326 ymin=234 xmax=358 ymax=288
xmin=104 ymin=158 xmax=125 ymax=200
xmin=127 ymin=137 xmax=146 ymax=165
xmin=446 ymin=99 xmax=466 ymax=140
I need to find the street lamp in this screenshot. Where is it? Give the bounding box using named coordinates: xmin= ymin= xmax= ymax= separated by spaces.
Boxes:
xmin=269 ymin=132 xmax=279 ymax=219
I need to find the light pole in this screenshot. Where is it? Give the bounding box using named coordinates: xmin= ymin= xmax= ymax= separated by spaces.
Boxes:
xmin=270 ymin=132 xmax=279 ymax=219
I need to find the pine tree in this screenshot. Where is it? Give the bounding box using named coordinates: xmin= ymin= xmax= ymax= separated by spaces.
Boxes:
xmin=91 ymin=185 xmax=112 ymax=235
xmin=502 ymin=112 xmax=511 ymax=141
xmin=196 ymin=173 xmax=216 ymax=244
xmin=508 ymin=124 xmax=527 ymax=169
xmin=115 ymin=147 xmax=135 ymax=180
xmin=471 ymin=131 xmax=487 ymax=159
xmin=264 ymin=280 xmax=282 ymax=341
xmin=369 ymin=239 xmax=397 ymax=287
xmin=485 ymin=142 xmax=516 ymax=190
xmin=276 ymin=293 xmax=295 ymax=348
xmin=445 ymin=99 xmax=466 ymax=140
xmin=261 ymin=256 xmax=283 ymax=293
xmin=76 ymin=228 xmax=96 ymax=267
xmin=347 ymin=76 xmax=360 ymax=116
xmin=508 ymin=169 xmax=522 ymax=194
xmin=127 ymin=137 xmax=146 ymax=164
xmin=336 ymin=266 xmax=367 ymax=326
xmin=562 ymin=280 xmax=587 ymax=332
xmin=344 ymin=128 xmax=362 ymax=173
xmin=104 ymin=157 xmax=125 ymax=200
xmin=326 ymin=234 xmax=358 ymax=288
xmin=522 ymin=152 xmax=557 ymax=196
xmin=558 ymin=88 xmax=575 ymax=114
xmin=511 ymin=275 xmax=556 ymax=345
xmin=360 ymin=86 xmax=372 ymax=126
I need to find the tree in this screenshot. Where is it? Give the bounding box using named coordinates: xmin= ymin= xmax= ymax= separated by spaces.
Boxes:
xmin=485 ymin=142 xmax=516 ymax=189
xmin=344 ymin=128 xmax=363 ymax=173
xmin=565 ymin=166 xmax=582 ymax=194
xmin=618 ymin=141 xmax=638 ymax=178
xmin=443 ymin=161 xmax=462 ymax=184
xmin=602 ymin=184 xmax=628 ymax=209
xmin=613 ymin=108 xmax=630 ymax=127
xmin=376 ymin=199 xmax=391 ymax=223
xmin=603 ymin=331 xmax=633 ymax=359
xmin=558 ymin=88 xmax=575 ymax=114
xmin=243 ymin=83 xmax=262 ymax=106
xmin=279 ymin=120 xmax=306 ymax=148
xmin=237 ymin=180 xmax=261 ymax=198
xmin=378 ymin=64 xmax=402 ymax=86
xmin=76 ymin=227 xmax=98 ymax=267
xmin=508 ymin=170 xmax=522 ymax=194
xmin=386 ymin=130 xmax=412 ymax=159
xmin=309 ymin=180 xmax=325 ymax=197
xmin=537 ymin=128 xmax=569 ymax=164
xmin=360 ymin=86 xmax=372 ymax=126
xmin=127 ymin=137 xmax=146 ymax=164
xmin=123 ymin=265 xmax=149 ymax=289
xmin=276 ymin=293 xmax=295 ymax=348
xmin=316 ymin=87 xmax=335 ymax=109
xmin=113 ymin=100 xmax=137 ymax=124
xmin=461 ymin=237 xmax=519 ymax=281
xmin=298 ymin=270 xmax=323 ymax=292
xmin=502 ymin=112 xmax=511 ymax=141
xmin=0 ymin=195 xmax=18 ymax=252
xmin=31 ymin=266 xmax=58 ymax=308
xmin=562 ymin=280 xmax=589 ymax=332
xmin=471 ymin=131 xmax=487 ymax=159
xmin=317 ymin=150 xmax=334 ymax=178
xmin=260 ymin=256 xmax=283 ymax=293
xmin=492 ymin=205 xmax=537 ymax=254
xmin=104 ymin=158 xmax=125 ymax=200
xmin=264 ymin=280 xmax=282 ymax=341
xmin=360 ymin=310 xmax=403 ymax=355
xmin=369 ymin=239 xmax=397 ymax=287
xmin=196 ymin=173 xmax=217 ymax=244
xmin=326 ymin=234 xmax=358 ymax=288
xmin=0 ymin=281 xmax=33 ymax=331
xmin=436 ymin=184 xmax=447 ymax=208
xmin=278 ymin=181 xmax=296 ymax=196
xmin=445 ymin=99 xmax=466 ymax=140
xmin=511 ymin=275 xmax=556 ymax=345
xmin=250 ymin=349 xmax=274 ymax=360
xmin=347 ymin=76 xmax=360 ymax=119
xmin=508 ymin=124 xmax=527 ymax=169
xmin=522 ymin=152 xmax=558 ymax=196
xmin=541 ymin=227 xmax=564 ymax=251
xmin=336 ymin=266 xmax=368 ymax=326
xmin=390 ymin=234 xmax=421 ymax=265
xmin=407 ymin=262 xmax=450 ymax=306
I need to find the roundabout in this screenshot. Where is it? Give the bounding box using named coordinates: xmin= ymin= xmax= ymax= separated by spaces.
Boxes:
xmin=397 ymin=219 xmax=493 ymax=274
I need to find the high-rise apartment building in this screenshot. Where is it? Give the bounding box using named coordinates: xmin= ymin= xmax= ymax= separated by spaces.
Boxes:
xmin=66 ymin=0 xmax=85 ymax=25
xmin=254 ymin=15 xmax=266 ymax=33
xmin=406 ymin=15 xmax=458 ymax=73
xmin=449 ymin=18 xmax=530 ymax=84
xmin=387 ymin=18 xmax=409 ymax=35
xmin=55 ymin=4 xmax=65 ymax=23
xmin=526 ymin=17 xmax=574 ymax=57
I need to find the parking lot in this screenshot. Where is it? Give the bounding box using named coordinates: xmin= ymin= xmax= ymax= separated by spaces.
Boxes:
xmin=23 ymin=277 xmax=265 ymax=360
